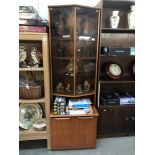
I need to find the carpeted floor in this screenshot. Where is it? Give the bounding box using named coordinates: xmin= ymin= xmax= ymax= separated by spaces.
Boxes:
xmin=19 ymin=136 xmax=135 ymax=155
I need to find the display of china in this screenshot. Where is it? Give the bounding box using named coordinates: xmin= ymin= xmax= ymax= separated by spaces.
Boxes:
xmin=110 ymin=11 xmax=120 ymax=29
xmin=33 ymin=118 xmax=46 ymax=131
xmin=128 ymin=5 xmax=135 ymax=29
xmin=19 ymin=103 xmax=43 ymax=130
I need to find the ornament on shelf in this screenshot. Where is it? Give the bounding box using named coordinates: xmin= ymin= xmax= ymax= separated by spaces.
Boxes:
xmin=65 ymin=60 xmax=74 ymax=76
xmin=19 ymin=45 xmax=28 ymax=68
xmin=110 ymin=11 xmax=120 ymax=29
xmin=55 ymin=83 xmax=64 ymax=93
xmin=76 ymin=84 xmax=82 ymax=94
xmin=83 ymin=80 xmax=90 ymax=92
xmin=128 ymin=5 xmax=135 ymax=29
xmin=65 ymin=83 xmax=71 ymax=93
xmin=30 ymin=47 xmax=41 ymax=68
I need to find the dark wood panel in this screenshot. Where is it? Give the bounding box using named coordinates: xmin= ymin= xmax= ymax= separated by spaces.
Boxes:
xmin=97 ymin=105 xmax=135 ymax=136
xmin=97 ymin=106 xmax=120 ymax=135
xmin=101 ymin=33 xmax=135 ymax=47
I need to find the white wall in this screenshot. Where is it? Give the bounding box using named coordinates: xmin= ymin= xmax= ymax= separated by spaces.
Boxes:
xmin=19 ymin=0 xmax=102 ymax=20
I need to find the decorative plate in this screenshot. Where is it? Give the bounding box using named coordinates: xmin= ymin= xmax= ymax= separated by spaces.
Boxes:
xmin=19 ymin=103 xmax=42 ymax=129
xmin=33 ymin=118 xmax=46 ymax=130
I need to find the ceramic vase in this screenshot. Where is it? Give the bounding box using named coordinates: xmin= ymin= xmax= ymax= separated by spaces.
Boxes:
xmin=128 ymin=5 xmax=135 ymax=29
xmin=110 ymin=11 xmax=120 ymax=29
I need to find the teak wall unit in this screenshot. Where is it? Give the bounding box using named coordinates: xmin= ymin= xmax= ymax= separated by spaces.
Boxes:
xmin=97 ymin=0 xmax=135 ymax=137
xmin=19 ymin=32 xmax=51 ymax=149
xmin=48 ymin=5 xmax=100 ymax=150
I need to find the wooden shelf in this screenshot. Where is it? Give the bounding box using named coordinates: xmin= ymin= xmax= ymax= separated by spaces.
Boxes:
xmin=100 ymin=55 xmax=135 ymax=57
xmin=99 ymin=104 xmax=135 ymax=108
xmin=76 ymin=57 xmax=96 ymax=60
xmin=19 ymin=98 xmax=45 ymax=103
xmin=99 ymin=80 xmax=135 ymax=84
xmin=50 ymin=106 xmax=99 ymax=118
xmin=52 ymin=92 xmax=95 ymax=98
xmin=19 ymin=128 xmax=47 ymax=141
xmin=51 ymin=37 xmax=73 ymax=41
xmin=19 ymin=68 xmax=44 ymax=71
xmin=101 ymin=28 xmax=135 ymax=33
xmin=52 ymin=57 xmax=73 ymax=60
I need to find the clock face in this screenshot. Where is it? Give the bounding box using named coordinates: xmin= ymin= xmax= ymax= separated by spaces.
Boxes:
xmin=109 ymin=64 xmax=122 ymax=76
xmin=106 ymin=63 xmax=122 ymax=79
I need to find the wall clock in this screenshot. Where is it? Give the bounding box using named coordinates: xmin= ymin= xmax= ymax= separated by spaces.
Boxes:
xmin=106 ymin=63 xmax=123 ymax=79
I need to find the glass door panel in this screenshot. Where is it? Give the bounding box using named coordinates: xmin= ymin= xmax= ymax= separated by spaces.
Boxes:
xmin=52 ymin=59 xmax=74 ymax=95
xmin=49 ymin=7 xmax=74 ymax=40
xmin=75 ymin=7 xmax=99 ymax=95
xmin=75 ymin=59 xmax=96 ymax=95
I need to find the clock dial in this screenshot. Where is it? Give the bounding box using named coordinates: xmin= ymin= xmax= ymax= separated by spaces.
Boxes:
xmin=106 ymin=62 xmax=122 ymax=79
xmin=109 ymin=64 xmax=122 ymax=76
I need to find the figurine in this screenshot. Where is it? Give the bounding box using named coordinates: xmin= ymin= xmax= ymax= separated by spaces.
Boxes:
xmin=83 ymin=80 xmax=90 ymax=92
xmin=19 ymin=45 xmax=28 ymax=68
xmin=66 ymin=60 xmax=74 ymax=76
xmin=55 ymin=83 xmax=64 ymax=92
xmin=65 ymin=83 xmax=71 ymax=93
xmin=30 ymin=47 xmax=41 ymax=68
xmin=76 ymin=84 xmax=82 ymax=94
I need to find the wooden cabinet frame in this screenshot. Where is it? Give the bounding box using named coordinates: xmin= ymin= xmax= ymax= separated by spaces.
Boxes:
xmin=19 ymin=32 xmax=51 ymax=149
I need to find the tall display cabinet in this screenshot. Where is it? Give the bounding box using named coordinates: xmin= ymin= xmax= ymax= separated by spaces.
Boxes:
xmin=48 ymin=5 xmax=100 ymax=150
xmin=97 ymin=0 xmax=135 ymax=137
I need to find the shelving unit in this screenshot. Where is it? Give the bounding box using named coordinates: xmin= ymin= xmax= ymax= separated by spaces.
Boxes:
xmin=48 ymin=5 xmax=100 ymax=150
xmin=19 ymin=32 xmax=51 ymax=149
xmin=97 ymin=0 xmax=135 ymax=137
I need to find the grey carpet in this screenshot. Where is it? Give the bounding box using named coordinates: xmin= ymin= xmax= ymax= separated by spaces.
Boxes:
xmin=19 ymin=136 xmax=135 ymax=155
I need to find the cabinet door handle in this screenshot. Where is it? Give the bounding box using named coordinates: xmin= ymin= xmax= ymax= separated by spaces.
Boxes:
xmin=78 ymin=117 xmax=94 ymax=119
xmin=54 ymin=118 xmax=71 ymax=120
xmin=132 ymin=116 xmax=135 ymax=120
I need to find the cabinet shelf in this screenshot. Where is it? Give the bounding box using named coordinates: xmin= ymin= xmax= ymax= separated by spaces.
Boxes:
xmin=76 ymin=57 xmax=96 ymax=60
xmin=100 ymin=55 xmax=135 ymax=57
xmin=19 ymin=98 xmax=45 ymax=103
xmin=99 ymin=80 xmax=135 ymax=84
xmin=19 ymin=128 xmax=47 ymax=141
xmin=52 ymin=57 xmax=72 ymax=60
xmin=19 ymin=68 xmax=44 ymax=71
xmin=99 ymin=104 xmax=135 ymax=108
xmin=51 ymin=37 xmax=73 ymax=41
xmin=50 ymin=106 xmax=98 ymax=118
xmin=52 ymin=92 xmax=95 ymax=98
xmin=101 ymin=28 xmax=135 ymax=33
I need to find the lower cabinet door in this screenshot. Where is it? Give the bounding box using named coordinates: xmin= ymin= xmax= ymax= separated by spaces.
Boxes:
xmin=74 ymin=116 xmax=97 ymax=148
xmin=51 ymin=117 xmax=75 ymax=149
xmin=129 ymin=106 xmax=135 ymax=133
xmin=98 ymin=106 xmax=119 ymax=135
xmin=50 ymin=116 xmax=97 ymax=149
